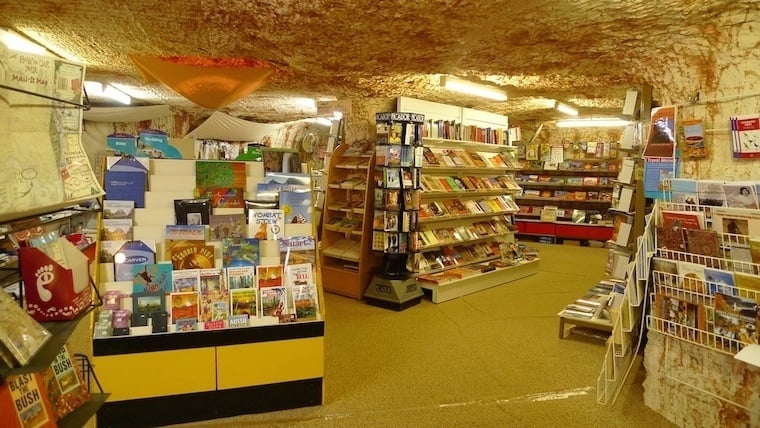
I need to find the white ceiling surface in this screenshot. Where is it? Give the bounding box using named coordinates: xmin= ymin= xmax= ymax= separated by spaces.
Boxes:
xmin=2 ymin=1 xmax=757 ymax=124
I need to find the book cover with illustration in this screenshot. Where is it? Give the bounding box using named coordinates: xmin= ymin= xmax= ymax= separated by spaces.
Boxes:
xmin=279 ymin=236 xmax=317 ymax=267
xmin=292 ymin=283 xmax=320 ymax=321
xmin=113 ymin=240 xmax=156 ymax=282
xmin=221 ymin=238 xmax=260 ymax=267
xmin=170 ymin=292 xmax=199 ymax=323
xmin=257 ymin=265 xmax=284 ymax=288
xmin=132 ymin=263 xmax=173 ymax=293
xmin=172 ymin=269 xmax=201 ymax=292
xmin=170 ymin=241 xmax=216 ymax=270
xmin=42 ymin=344 xmax=90 ymax=420
xmin=260 ymin=286 xmax=289 ymax=317
xmin=677 ymin=261 xmax=706 ymax=293
xmin=209 ymin=213 xmax=246 ymax=241
xmin=284 ymin=263 xmax=314 ymax=287
xmin=199 ymin=268 xmax=226 ymax=293
xmin=230 ymin=288 xmax=258 ymax=318
xmin=199 ymin=290 xmax=230 ymax=323
xmin=683 ymin=228 xmax=720 ymax=264
xmin=103 ymin=200 xmax=135 ymax=219
xmin=0 ymin=372 xmax=56 ymax=428
xmin=279 ymin=191 xmax=312 ymax=224
xmin=226 ymin=266 xmax=256 ymax=289
xmin=704 ymin=267 xmax=737 ymax=295
xmin=713 ymin=292 xmax=758 ymax=349
xmin=248 ymin=209 xmax=285 ymax=240
xmin=195 ymin=160 xmax=247 ymax=196
xmin=197 ymin=187 xmax=245 ymax=209
xmin=174 ymin=198 xmax=212 ymax=225
xmin=101 ymin=218 xmax=133 ymax=241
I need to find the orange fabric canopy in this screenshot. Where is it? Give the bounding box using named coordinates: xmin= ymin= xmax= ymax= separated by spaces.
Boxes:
xmin=129 ymin=55 xmax=275 ymax=109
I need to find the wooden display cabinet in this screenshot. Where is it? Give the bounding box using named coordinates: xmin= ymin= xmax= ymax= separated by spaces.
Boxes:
xmin=320 ymin=141 xmax=382 ymax=298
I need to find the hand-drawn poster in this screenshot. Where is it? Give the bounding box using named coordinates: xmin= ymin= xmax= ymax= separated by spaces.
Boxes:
xmin=0 ymin=45 xmax=103 ymax=221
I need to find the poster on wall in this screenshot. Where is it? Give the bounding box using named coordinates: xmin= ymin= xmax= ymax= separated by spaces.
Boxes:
xmin=643 ymin=106 xmax=677 ymax=158
xmin=0 ymin=45 xmax=104 ymax=221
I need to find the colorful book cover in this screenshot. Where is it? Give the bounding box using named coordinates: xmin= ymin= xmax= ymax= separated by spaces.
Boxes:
xmin=43 ymin=344 xmax=90 ymax=419
xmin=170 ymin=242 xmax=216 ymax=270
xmin=198 ymin=187 xmax=245 ymax=209
xmin=199 ymin=268 xmax=227 ymax=293
xmin=257 ymin=265 xmax=284 ymax=288
xmin=284 ymin=263 xmax=314 ymax=287
xmin=248 ymin=209 xmax=285 ymax=240
xmin=131 ymin=291 xmax=165 ymax=314
xmin=165 ymin=224 xmax=207 ymax=242
xmin=677 ymin=261 xmax=706 ymax=293
xmin=170 ymin=291 xmax=199 ymax=322
xmin=225 ymin=266 xmax=256 ymax=289
xmin=713 ymin=292 xmax=758 ymax=349
xmin=292 ymin=283 xmax=320 ymax=321
xmin=230 ymin=288 xmax=258 ymax=318
xmin=104 ymin=170 xmax=146 ymax=208
xmin=172 ymin=269 xmax=201 ymax=292
xmin=113 ymin=240 xmax=156 ymax=282
xmin=222 ymin=238 xmax=260 ymax=267
xmin=279 ymin=191 xmax=312 ymax=224
xmin=209 ymin=213 xmax=246 ymax=241
xmin=704 ymin=267 xmax=737 ymax=295
xmin=199 ymin=290 xmax=230 ymax=323
xmin=0 ymin=372 xmax=56 ymax=428
xmin=735 ymin=272 xmax=760 ymax=299
xmin=260 ymin=286 xmax=289 ymax=317
xmin=175 ymin=318 xmax=198 ymax=332
xmin=195 ymin=160 xmax=247 ymax=194
xmin=132 ymin=263 xmax=173 ymax=293
xmin=279 ymin=236 xmax=317 ymax=266
xmin=101 ymin=218 xmax=133 ymax=241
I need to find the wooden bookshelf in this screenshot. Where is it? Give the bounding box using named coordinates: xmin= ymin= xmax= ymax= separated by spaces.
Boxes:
xmin=320 ymin=142 xmax=382 ymax=298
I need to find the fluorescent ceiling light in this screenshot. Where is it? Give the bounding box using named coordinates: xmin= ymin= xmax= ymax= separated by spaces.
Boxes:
xmin=84 ymin=81 xmax=103 ymax=95
xmin=103 ymin=85 xmax=131 ymax=105
xmin=555 ymin=101 xmax=579 ymax=116
xmin=556 ymin=118 xmax=631 ymax=128
xmin=1 ymin=28 xmax=46 ymax=55
xmin=440 ymin=75 xmax=507 ymax=101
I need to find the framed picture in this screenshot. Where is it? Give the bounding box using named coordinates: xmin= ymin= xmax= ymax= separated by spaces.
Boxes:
xmin=132 ymin=291 xmax=166 ymax=315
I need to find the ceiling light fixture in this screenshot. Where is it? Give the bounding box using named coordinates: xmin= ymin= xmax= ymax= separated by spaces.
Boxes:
xmin=1 ymin=28 xmax=46 ymax=55
xmin=556 ymin=118 xmax=631 ymax=128
xmin=440 ymin=75 xmax=507 ymax=101
xmin=555 ymin=101 xmax=579 ymax=116
xmin=84 ymin=80 xmax=131 ymax=104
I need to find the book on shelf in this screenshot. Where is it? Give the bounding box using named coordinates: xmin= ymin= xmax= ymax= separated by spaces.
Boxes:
xmin=723 ymin=182 xmax=760 ymax=210
xmin=230 ymin=287 xmax=258 ymax=318
xmin=260 ymin=287 xmax=289 ymax=317
xmin=696 ymin=180 xmax=728 ymax=207
xmin=682 ymin=228 xmax=720 ymax=262
xmin=257 ymin=265 xmax=284 ymax=288
xmin=101 ymin=218 xmax=133 ymax=241
xmin=103 ymin=200 xmax=135 ymax=219
xmin=226 ymin=266 xmax=256 ymax=289
xmin=713 ymin=292 xmax=758 ymax=350
xmin=173 ymin=269 xmax=201 ymax=292
xmin=221 ymin=238 xmax=260 ymax=268
xmin=655 ymin=293 xmax=706 ymax=341
xmin=704 ymin=267 xmax=737 ymax=295
xmin=280 ymin=236 xmax=317 ymax=267
xmin=174 ymin=198 xmax=212 ymax=225
xmin=199 ymin=289 xmax=230 ymax=325
xmin=132 ymin=263 xmax=173 ymax=293
xmin=661 ymin=209 xmax=705 ymax=230
xmin=208 ymin=213 xmax=246 ymax=241
xmin=170 ymin=291 xmax=200 ymax=323
xmin=284 ymin=263 xmax=314 ymax=288
xmin=170 ymin=241 xmax=216 ymax=270
xmin=0 ymin=372 xmax=57 ymax=428
xmin=248 ymin=208 xmax=285 ymax=240
xmin=292 ymin=283 xmax=320 ymax=321
xmin=677 ymin=261 xmax=707 ymax=293
xmin=712 ymin=206 xmax=760 ymax=237
xmin=42 ymin=343 xmax=91 ymax=420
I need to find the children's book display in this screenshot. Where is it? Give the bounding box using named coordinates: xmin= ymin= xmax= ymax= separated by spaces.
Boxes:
xmin=95 ymin=158 xmax=321 ymax=338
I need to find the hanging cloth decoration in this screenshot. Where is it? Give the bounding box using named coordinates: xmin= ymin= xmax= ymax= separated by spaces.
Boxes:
xmin=129 ymin=55 xmax=275 ymax=109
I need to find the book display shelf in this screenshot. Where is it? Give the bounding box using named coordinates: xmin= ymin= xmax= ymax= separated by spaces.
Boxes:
xmin=320 ymin=140 xmax=382 ymax=299
xmin=514 ymin=148 xmax=621 ymax=243
xmin=92 ymin=158 xmax=324 ymax=427
xmin=397 ymin=96 xmax=539 ymax=303
xmin=0 ymin=204 xmax=110 ymax=427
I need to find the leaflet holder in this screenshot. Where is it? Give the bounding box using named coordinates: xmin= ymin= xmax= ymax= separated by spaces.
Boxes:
xmin=19 ymin=239 xmax=92 ymax=322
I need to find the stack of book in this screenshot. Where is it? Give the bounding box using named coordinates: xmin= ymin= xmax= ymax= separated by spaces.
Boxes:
xmin=560 ymin=281 xmax=614 ymax=320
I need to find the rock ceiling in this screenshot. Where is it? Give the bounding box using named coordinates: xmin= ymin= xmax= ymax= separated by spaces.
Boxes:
xmin=1 ymin=0 xmax=757 ymax=126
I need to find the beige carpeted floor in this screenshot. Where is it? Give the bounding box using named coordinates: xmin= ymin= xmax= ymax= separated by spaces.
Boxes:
xmin=169 ymin=242 xmax=675 ymax=427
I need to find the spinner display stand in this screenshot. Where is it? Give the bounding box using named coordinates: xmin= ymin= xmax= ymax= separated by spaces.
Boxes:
xmin=365 ymin=112 xmax=425 ymax=310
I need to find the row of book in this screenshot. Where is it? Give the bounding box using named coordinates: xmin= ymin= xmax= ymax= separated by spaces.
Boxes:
xmin=559 ymin=280 xmax=619 ymax=320
xmin=418 ymin=195 xmax=519 ymax=219
xmin=412 ymin=242 xmax=509 ymax=274
xmin=422 ymin=120 xmax=508 ymax=145
xmin=96 ymin=262 xmax=320 ymax=337
xmin=419 ymin=174 xmax=521 ymax=193
xmin=520 ymin=159 xmax=619 ymax=172
xmin=516 ymin=175 xmax=612 ymax=186
xmin=669 ymin=178 xmax=760 ymax=210
xmin=376 ymin=144 xmax=423 ymax=168
xmin=417 ymin=217 xmax=516 ymax=247
xmin=520 ymin=189 xmax=613 ymax=202
xmin=421 ymin=147 xmax=520 ymax=169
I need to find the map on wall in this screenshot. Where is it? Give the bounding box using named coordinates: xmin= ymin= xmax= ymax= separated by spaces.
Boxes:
xmin=0 ymin=45 xmax=103 ymax=222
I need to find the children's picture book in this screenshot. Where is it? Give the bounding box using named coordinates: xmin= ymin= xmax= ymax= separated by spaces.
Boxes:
xmin=248 ymin=208 xmax=285 ymax=240
xmin=209 ymin=213 xmax=246 ymax=241
xmin=170 ymin=292 xmax=199 ymax=322
xmin=103 ymin=200 xmax=135 ymax=219
xmin=260 ymin=286 xmax=289 ymax=317
xmin=279 ymin=236 xmax=317 ymax=267
xmin=704 ymin=267 xmax=737 ymax=295
xmin=279 ymin=191 xmax=312 ymax=224
xmin=197 ymin=187 xmax=245 ymax=209
xmin=173 ymin=269 xmax=201 ymax=292
xmin=284 ymin=263 xmax=314 ymax=287
xmin=175 ymin=318 xmax=197 ymax=332
xmin=195 ymin=160 xmax=247 ymax=195
xmin=230 ymin=288 xmax=258 ymax=318
xmin=113 ymin=240 xmax=156 ymax=282
xmin=170 ymin=241 xmax=216 ymax=270
xmin=199 ymin=290 xmax=229 ymax=323
xmin=257 ymin=265 xmax=284 ymax=288
xmin=199 ymin=268 xmax=227 ymax=293
xmin=292 ymin=283 xmax=320 ymax=321
xmin=132 ymin=263 xmax=173 ymax=293
xmin=174 ymin=198 xmax=212 ymax=225
xmin=221 ymin=238 xmax=260 ymax=267
xmin=226 ymin=266 xmax=256 ymax=289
